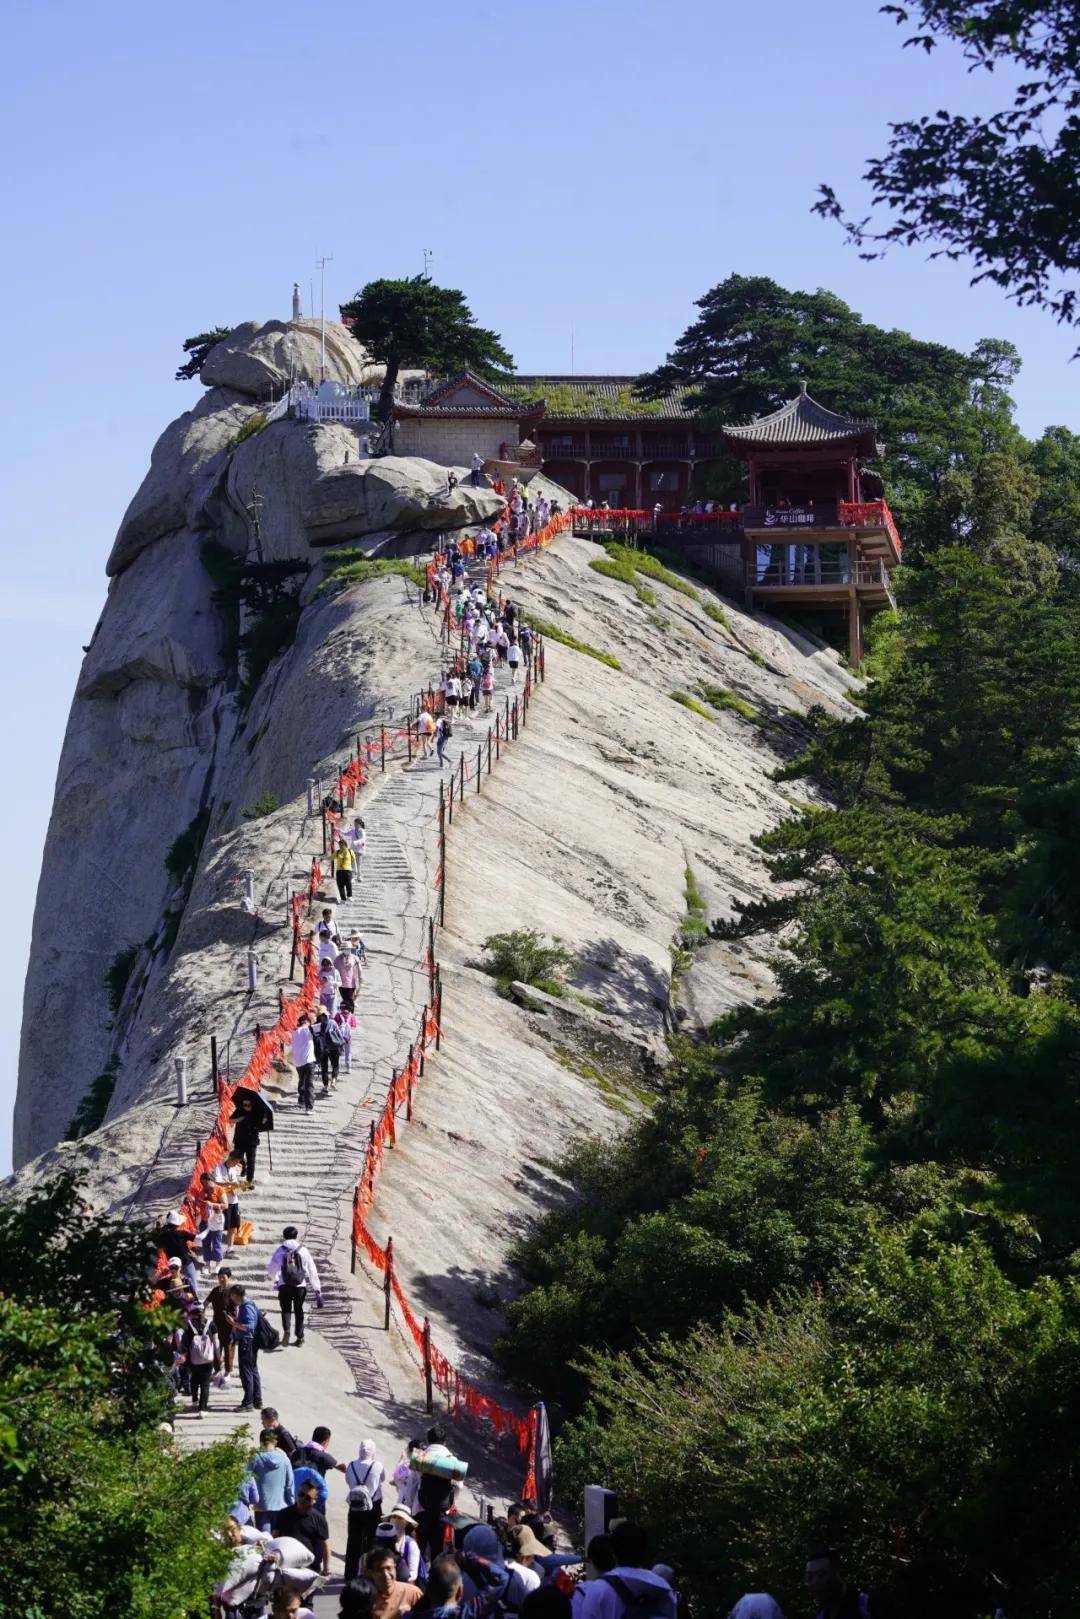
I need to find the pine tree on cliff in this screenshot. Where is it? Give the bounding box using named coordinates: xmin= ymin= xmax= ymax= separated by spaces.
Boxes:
xmin=340 ymin=276 xmax=512 ymax=444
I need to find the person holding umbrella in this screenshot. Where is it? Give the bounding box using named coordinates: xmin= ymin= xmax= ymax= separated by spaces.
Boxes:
xmin=231 ymin=1087 xmax=274 ymax=1182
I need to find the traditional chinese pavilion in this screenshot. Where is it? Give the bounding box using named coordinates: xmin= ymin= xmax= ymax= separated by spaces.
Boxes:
xmin=720 ymin=386 xmax=902 ymax=665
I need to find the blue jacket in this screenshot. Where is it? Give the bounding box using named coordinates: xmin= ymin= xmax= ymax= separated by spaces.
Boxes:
xmin=249 ymin=1449 xmax=295 ymax=1512
xmin=235 ymin=1300 xmax=259 ymax=1343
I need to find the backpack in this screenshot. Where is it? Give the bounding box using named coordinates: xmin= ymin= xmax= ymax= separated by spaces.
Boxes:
xmin=346 ymin=1459 xmax=377 ymax=1512
xmin=600 ymin=1575 xmax=673 ymax=1617
xmin=442 ymin=719 xmax=453 ymax=740
xmin=323 ymin=1018 xmax=346 ymax=1050
xmin=281 ymin=1247 xmax=306 ymax=1287
xmin=254 ymin=1310 xmax=281 ymax=1352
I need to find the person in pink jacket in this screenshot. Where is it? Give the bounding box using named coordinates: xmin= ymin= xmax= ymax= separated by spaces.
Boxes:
xmin=335 ymin=944 xmax=360 ymax=1012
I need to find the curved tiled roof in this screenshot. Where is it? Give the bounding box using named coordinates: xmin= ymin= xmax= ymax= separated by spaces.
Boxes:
xmin=723 ymin=388 xmax=877 ymax=451
xmin=394 ymin=369 xmax=545 ymax=419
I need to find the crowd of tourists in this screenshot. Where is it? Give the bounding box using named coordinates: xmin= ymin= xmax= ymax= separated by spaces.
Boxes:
xmin=215 ymin=1424 xmax=881 ymax=1619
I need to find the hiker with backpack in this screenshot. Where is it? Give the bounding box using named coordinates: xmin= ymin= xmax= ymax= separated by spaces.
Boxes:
xmin=180 ymin=1306 xmax=218 ymax=1417
xmin=267 ymin=1226 xmax=323 ymax=1348
xmin=343 ymin=1437 xmax=386 ymax=1581
xmin=435 ymin=714 xmax=452 ymax=769
xmin=313 ymin=1008 xmax=344 ymax=1091
xmin=415 ymin=1427 xmax=462 ymax=1562
xmin=569 ymin=1522 xmax=676 ymax=1618
xmin=229 ymin=1282 xmax=267 ymax=1411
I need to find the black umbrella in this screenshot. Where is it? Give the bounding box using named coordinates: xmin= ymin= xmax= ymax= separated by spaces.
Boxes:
xmin=230 ymin=1085 xmax=275 ymax=1132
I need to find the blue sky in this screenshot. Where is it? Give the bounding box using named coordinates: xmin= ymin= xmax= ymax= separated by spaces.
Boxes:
xmin=1 ymin=0 xmax=1077 ymax=1169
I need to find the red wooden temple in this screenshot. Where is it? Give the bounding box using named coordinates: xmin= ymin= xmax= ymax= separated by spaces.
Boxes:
xmin=721 ymin=386 xmax=900 ymax=664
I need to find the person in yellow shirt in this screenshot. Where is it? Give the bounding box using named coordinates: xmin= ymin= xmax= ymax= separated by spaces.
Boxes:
xmin=333 ymin=839 xmax=357 ymax=901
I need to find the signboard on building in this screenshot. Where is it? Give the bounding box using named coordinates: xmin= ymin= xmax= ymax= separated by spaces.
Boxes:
xmin=744 ymin=503 xmax=838 ymax=530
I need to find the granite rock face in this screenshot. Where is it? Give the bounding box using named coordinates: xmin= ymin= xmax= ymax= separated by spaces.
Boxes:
xmin=107 ymin=387 xmax=252 ymax=575
xmin=79 ymin=530 xmax=225 ymax=697
xmin=200 ymin=318 xmax=370 ymax=397
xmin=301 ymin=456 xmax=505 ymax=542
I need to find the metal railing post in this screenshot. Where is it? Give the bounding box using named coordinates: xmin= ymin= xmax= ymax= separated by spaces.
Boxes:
xmin=423 ymin=1317 xmax=434 ymax=1412
xmin=384 ymin=1237 xmax=393 ymax=1329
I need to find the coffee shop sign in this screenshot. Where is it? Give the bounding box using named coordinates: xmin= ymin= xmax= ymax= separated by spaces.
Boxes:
xmin=763 ymin=507 xmax=817 ymax=528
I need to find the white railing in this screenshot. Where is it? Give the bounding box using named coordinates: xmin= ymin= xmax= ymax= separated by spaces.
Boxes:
xmin=291 ymin=382 xmax=374 ymax=424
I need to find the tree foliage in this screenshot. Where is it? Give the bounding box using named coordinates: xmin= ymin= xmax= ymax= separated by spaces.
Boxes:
xmin=0 ymin=1177 xmax=245 ymax=1617
xmin=175 ymin=326 xmax=232 ymax=382
xmin=634 ymin=273 xmax=1072 ymax=572
xmin=815 ymin=2 xmax=1080 ymax=337
xmin=339 ymin=276 xmax=512 ymax=435
xmin=499 ymin=520 xmax=1080 ymax=1611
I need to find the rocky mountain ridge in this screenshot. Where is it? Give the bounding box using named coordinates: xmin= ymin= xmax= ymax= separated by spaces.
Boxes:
xmin=13 ymin=317 xmax=859 ymax=1456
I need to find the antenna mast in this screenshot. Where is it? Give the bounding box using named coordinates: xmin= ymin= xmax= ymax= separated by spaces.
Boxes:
xmin=316 ymin=253 xmax=334 ymax=380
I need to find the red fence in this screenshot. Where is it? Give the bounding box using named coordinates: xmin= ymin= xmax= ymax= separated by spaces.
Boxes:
xmin=168 ymin=504 xmax=559 ymax=1487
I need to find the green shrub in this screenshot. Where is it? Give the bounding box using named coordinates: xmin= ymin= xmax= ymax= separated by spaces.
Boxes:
xmin=682 ymin=863 xmax=707 ymax=944
xmin=630 ymin=547 xmax=699 ymax=598
xmin=65 ymin=1059 xmax=119 ymax=1140
xmin=670 ymin=690 xmax=714 ymax=720
xmin=699 ymin=683 xmax=769 ymax=726
xmin=703 ymin=601 xmax=730 ymax=628
xmin=242 ymin=791 xmax=279 ymax=820
xmin=201 ymin=545 xmax=309 ymax=706
xmin=526 ymin=617 xmax=621 ymax=670
xmin=482 ymin=929 xmax=578 ymax=991
xmin=164 ymin=808 xmax=211 ymax=887
xmin=226 ymin=411 xmax=268 ymax=449
xmin=104 ymin=947 xmax=139 ymax=1017
xmin=592 ymin=542 xmax=700 ymax=603
xmin=320 ymin=552 xmax=426 ymax=594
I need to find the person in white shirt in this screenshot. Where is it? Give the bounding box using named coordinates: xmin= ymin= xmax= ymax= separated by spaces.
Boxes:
xmin=312 ymin=913 xmax=338 ymax=958
xmin=346 ymin=818 xmax=366 ymax=863
xmin=266 ymin=1225 xmax=322 ymax=1347
xmin=507 ymin=641 xmax=522 ymax=683
xmin=291 ymin=1015 xmax=316 ymax=1112
xmin=505 ymin=1524 xmax=544 ymax=1595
